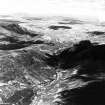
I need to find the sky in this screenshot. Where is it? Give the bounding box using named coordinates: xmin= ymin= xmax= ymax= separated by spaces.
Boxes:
xmin=0 ymin=0 xmax=105 ymax=21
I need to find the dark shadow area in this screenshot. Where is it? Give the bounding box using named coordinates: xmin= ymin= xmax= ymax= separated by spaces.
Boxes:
xmin=0 ymin=36 xmax=19 ymax=43
xmin=0 ymin=40 xmax=44 ymax=50
xmin=44 ymin=40 xmax=105 ymax=105
xmin=44 ymin=40 xmax=94 ymax=69
xmin=58 ymin=22 xmax=73 ymax=24
xmin=45 ymin=40 xmax=105 ymax=75
xmin=1 ymin=23 xmax=39 ymax=37
xmin=87 ymin=31 xmax=105 ymax=36
xmin=48 ymin=25 xmax=72 ymax=30
xmin=59 ymin=80 xmax=105 ymax=105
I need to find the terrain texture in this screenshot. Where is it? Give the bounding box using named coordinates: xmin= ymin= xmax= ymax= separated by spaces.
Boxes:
xmin=0 ymin=15 xmax=104 ymax=105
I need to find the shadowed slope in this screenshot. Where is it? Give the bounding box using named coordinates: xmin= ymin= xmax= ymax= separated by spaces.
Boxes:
xmin=45 ymin=40 xmax=105 ymax=74
xmin=44 ymin=40 xmax=105 ymax=105
xmin=59 ymin=80 xmax=105 ymax=105
xmin=45 ymin=40 xmax=94 ymax=69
